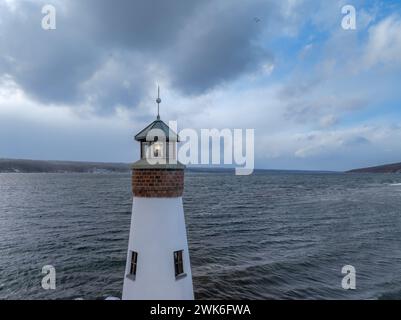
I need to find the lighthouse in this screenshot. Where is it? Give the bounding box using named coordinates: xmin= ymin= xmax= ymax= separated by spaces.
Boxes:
xmin=122 ymin=88 xmax=194 ymax=300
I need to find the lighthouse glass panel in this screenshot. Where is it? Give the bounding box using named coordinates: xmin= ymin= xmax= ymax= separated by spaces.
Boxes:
xmin=167 ymin=142 xmax=176 ymax=161
xmin=142 ymin=141 xmax=166 ymax=159
xmin=174 ymin=250 xmax=184 ymax=277
xmin=129 ymin=251 xmax=138 ymax=277
xmin=152 ymin=142 xmax=163 ymax=158
xmin=140 ymin=142 xmax=149 ymax=159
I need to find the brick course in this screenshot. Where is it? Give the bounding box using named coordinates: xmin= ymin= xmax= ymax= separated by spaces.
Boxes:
xmin=132 ymin=168 xmax=184 ymax=197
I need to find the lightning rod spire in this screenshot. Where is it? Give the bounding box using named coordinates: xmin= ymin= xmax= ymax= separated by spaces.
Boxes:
xmin=156 ymin=86 xmax=161 ymax=120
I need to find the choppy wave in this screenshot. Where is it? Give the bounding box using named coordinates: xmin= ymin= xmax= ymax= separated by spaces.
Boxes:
xmin=1 ymin=171 xmax=401 ymax=299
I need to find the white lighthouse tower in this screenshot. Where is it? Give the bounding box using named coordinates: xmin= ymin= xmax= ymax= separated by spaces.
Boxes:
xmin=122 ymin=88 xmax=194 ymax=300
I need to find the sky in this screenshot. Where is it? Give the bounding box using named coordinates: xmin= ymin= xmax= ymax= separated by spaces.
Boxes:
xmin=1 ymin=0 xmax=401 ymax=171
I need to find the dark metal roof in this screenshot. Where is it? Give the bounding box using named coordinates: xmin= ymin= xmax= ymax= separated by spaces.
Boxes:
xmin=135 ymin=119 xmax=179 ymax=142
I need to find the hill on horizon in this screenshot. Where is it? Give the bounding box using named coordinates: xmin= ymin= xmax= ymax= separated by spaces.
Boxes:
xmin=348 ymin=162 xmax=401 ymax=173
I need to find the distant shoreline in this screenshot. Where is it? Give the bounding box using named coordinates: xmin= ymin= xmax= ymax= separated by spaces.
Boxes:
xmin=0 ymin=158 xmax=130 ymax=174
xmin=0 ymin=158 xmax=337 ymax=174
xmin=1 ymin=157 xmax=400 ymax=174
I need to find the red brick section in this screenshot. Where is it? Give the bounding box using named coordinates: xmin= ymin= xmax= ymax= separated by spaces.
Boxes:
xmin=132 ymin=168 xmax=184 ymax=197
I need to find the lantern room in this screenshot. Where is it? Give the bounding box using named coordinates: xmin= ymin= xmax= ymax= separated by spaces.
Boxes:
xmin=134 ymin=118 xmax=179 ymax=163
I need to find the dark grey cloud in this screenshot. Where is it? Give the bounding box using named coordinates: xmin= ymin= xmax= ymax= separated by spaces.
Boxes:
xmin=0 ymin=0 xmax=279 ymax=112
xmin=79 ymin=0 xmax=207 ymax=51
xmin=0 ymin=1 xmax=105 ymax=104
xmin=167 ymin=0 xmax=276 ymax=94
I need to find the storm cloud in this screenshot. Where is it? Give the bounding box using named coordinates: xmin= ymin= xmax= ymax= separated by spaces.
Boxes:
xmin=0 ymin=0 xmax=279 ymax=112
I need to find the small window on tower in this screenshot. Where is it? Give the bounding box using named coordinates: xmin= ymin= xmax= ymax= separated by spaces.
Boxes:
xmin=128 ymin=251 xmax=138 ymax=280
xmin=174 ymin=250 xmax=185 ymax=278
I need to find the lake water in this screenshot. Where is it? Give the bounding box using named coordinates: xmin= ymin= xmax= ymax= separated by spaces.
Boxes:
xmin=1 ymin=171 xmax=401 ymax=299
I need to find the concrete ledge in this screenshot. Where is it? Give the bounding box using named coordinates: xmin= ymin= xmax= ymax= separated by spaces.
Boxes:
xmin=132 ymin=159 xmax=186 ymax=170
xmin=125 ymin=274 xmax=136 ymax=281
xmin=175 ymin=273 xmax=187 ymax=281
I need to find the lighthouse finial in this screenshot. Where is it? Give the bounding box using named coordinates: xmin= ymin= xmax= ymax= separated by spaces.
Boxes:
xmin=156 ymin=86 xmax=161 ymax=120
